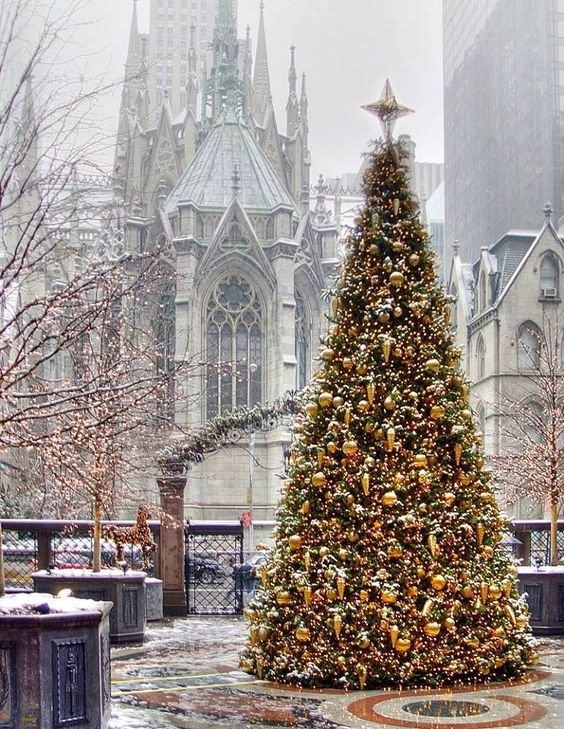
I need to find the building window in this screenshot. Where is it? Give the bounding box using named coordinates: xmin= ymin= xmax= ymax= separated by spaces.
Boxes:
xmin=295 ymin=291 xmax=309 ymax=390
xmin=479 ymin=272 xmax=487 ymax=311
xmin=517 ymin=321 xmax=541 ymax=369
xmin=539 ymin=252 xmax=559 ymax=299
xmin=475 ymin=334 xmax=485 ymax=380
xmin=206 ymin=276 xmax=263 ymax=418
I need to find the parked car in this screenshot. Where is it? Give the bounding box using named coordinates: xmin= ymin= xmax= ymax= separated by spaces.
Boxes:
xmin=185 ymin=554 xmax=226 ymax=584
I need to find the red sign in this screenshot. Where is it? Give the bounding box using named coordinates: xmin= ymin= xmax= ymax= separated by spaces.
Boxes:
xmin=241 ymin=511 xmax=253 ymax=528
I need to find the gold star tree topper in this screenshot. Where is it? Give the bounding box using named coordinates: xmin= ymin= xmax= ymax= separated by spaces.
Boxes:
xmin=362 ymin=79 xmax=413 ymax=140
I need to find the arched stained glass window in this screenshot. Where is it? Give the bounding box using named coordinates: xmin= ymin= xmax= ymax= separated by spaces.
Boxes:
xmin=206 ymin=276 xmax=263 ymax=418
xmin=295 ymin=291 xmax=309 ymax=390
xmin=517 ymin=321 xmax=541 ymax=370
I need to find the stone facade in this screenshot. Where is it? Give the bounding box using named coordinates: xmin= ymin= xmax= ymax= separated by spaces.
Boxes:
xmin=113 ymin=0 xmax=337 ymax=530
xmin=448 ymin=210 xmax=564 ymax=518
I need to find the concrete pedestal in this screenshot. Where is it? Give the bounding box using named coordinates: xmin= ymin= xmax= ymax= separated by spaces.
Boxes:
xmin=33 ymin=570 xmax=146 ymax=644
xmin=145 ymin=577 xmax=163 ymax=621
xmin=518 ymin=566 xmax=564 ymax=635
xmin=0 ymin=599 xmax=111 ymax=729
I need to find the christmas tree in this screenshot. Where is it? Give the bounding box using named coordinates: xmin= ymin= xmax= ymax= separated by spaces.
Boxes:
xmin=241 ymin=81 xmax=535 ymax=689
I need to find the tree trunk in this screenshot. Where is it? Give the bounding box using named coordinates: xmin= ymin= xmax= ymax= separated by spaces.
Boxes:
xmin=550 ymin=498 xmax=560 ymax=566
xmin=0 ymin=522 xmax=5 ymax=597
xmin=92 ymin=495 xmax=102 ymax=573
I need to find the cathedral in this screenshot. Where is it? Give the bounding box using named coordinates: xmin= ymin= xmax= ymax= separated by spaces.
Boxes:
xmin=113 ymin=0 xmax=339 ymax=537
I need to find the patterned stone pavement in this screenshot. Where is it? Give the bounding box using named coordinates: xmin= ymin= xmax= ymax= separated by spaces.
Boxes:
xmin=109 ymin=618 xmax=564 ymax=728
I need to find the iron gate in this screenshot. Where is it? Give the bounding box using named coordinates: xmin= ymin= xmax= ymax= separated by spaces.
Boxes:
xmin=185 ymin=522 xmax=244 ymax=615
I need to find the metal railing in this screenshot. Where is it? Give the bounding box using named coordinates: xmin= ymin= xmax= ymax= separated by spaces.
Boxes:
xmin=509 ymin=519 xmax=564 ymax=566
xmin=1 ymin=519 xmax=161 ymax=591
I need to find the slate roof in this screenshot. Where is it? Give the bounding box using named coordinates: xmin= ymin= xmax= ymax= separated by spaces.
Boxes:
xmin=166 ymin=115 xmax=295 ymax=214
xmin=491 ymin=232 xmax=535 ymax=299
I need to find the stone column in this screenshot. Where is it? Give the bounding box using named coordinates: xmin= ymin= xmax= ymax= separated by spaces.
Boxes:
xmin=157 ymin=470 xmax=188 ymax=616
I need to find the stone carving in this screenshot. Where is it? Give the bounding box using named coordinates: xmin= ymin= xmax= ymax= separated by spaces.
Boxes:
xmin=53 ymin=640 xmax=87 ymax=725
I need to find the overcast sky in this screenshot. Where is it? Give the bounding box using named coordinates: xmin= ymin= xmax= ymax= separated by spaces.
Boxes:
xmin=72 ymin=0 xmax=443 ymax=177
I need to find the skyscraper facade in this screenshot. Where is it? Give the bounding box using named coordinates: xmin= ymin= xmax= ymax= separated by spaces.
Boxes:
xmin=443 ymin=0 xmax=564 ymax=264
xmin=148 ymin=0 xmax=218 ymax=117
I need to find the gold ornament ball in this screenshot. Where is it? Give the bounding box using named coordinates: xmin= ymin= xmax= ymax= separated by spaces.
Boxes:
xmin=343 ymin=357 xmax=354 ymax=370
xmin=408 ymin=253 xmax=420 ymax=266
xmin=348 ymin=531 xmax=359 ymax=543
xmin=414 ymin=453 xmax=427 ymax=467
xmin=319 ymin=546 xmax=330 ymax=557
xmin=333 ymin=396 xmax=344 ymax=407
xmin=318 ymin=392 xmax=333 ymax=408
xmin=327 ymin=441 xmax=338 ymax=454
xmin=395 ymin=638 xmax=411 ymax=654
xmin=381 ymin=589 xmax=397 ymax=604
xmin=461 ymin=585 xmax=474 ymax=599
xmin=312 ymin=472 xmax=327 ymax=488
xmin=382 ymin=491 xmax=398 ymax=507
xmin=389 ymin=271 xmax=405 ymax=287
xmin=288 ymin=534 xmax=303 ymax=551
xmin=424 ymin=622 xmax=441 ymax=637
xmin=295 ymin=626 xmax=311 ymax=642
xmin=488 ymin=584 xmax=502 ymax=600
xmin=357 ymin=399 xmax=370 ymax=413
xmin=393 ymin=306 xmax=402 ymax=318
xmin=384 ymin=396 xmax=396 ymax=411
xmin=305 ymin=402 xmax=319 ymax=418
xmin=430 ymin=574 xmax=447 ymax=591
xmin=430 ymin=405 xmax=445 ymax=420
xmin=343 ymin=440 xmax=359 ymax=456
xmin=369 ymin=243 xmax=379 ymax=255
xmin=321 ymin=348 xmax=335 ymax=361
xmin=378 ymin=311 xmax=390 ymax=323
xmin=425 ymin=358 xmax=441 ymax=373
xmin=359 ymin=589 xmax=370 ymax=602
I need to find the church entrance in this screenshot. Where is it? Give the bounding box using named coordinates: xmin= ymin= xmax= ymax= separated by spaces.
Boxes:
xmin=185 ymin=522 xmax=244 ymax=615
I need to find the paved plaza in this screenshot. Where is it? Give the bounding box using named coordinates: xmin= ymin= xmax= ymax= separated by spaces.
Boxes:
xmin=109 ymin=618 xmax=564 ymax=729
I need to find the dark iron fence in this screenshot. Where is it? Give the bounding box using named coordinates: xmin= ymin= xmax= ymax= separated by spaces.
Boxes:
xmin=185 ymin=522 xmax=244 ymax=616
xmin=1 ymin=519 xmax=161 ymax=591
xmin=510 ymin=520 xmax=564 ymax=566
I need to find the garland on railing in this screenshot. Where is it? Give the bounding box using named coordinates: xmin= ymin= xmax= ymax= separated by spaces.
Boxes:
xmin=158 ymin=390 xmax=301 ymax=472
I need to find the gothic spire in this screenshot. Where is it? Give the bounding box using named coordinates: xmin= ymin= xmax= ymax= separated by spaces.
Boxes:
xmin=206 ymin=0 xmax=243 ymax=123
xmin=126 ymin=0 xmax=141 ymax=73
xmin=286 ymin=46 xmax=299 ymax=137
xmin=253 ymin=0 xmax=272 ymax=125
xmin=186 ymin=24 xmax=198 ymax=112
xmin=300 ymin=72 xmax=309 ymax=147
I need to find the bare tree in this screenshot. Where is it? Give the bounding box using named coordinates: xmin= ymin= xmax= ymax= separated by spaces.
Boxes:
xmin=0 ymin=2 xmax=191 ymax=590
xmin=495 ymin=319 xmax=564 ymax=565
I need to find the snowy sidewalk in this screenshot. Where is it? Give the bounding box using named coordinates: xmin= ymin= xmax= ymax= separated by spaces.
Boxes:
xmin=110 ymin=617 xmax=564 ymax=729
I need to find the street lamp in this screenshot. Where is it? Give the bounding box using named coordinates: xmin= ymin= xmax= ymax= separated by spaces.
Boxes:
xmin=247 ymin=362 xmax=258 ymax=554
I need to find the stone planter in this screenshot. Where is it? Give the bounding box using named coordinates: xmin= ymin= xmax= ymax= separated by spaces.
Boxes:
xmin=518 ymin=566 xmax=564 ymax=635
xmin=145 ymin=577 xmax=163 ymax=621
xmin=33 ymin=569 xmax=146 ymax=644
xmin=0 ymin=593 xmax=111 ymax=729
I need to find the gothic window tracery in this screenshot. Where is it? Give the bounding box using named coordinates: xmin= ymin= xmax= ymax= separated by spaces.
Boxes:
xmin=206 ymin=275 xmax=263 ymax=418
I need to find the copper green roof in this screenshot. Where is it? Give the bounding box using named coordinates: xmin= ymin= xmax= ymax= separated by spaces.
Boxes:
xmin=166 ymin=116 xmax=294 ymax=213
